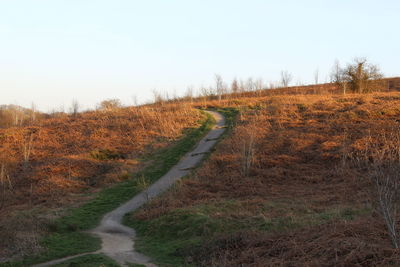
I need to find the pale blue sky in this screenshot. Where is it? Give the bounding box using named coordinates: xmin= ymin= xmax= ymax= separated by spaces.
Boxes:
xmin=1 ymin=0 xmax=399 ymax=111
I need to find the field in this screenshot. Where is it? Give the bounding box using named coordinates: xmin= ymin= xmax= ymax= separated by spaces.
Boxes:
xmin=125 ymin=92 xmax=400 ymax=266
xmin=2 ymin=89 xmax=400 ymax=266
xmin=0 ymin=103 xmax=204 ymax=261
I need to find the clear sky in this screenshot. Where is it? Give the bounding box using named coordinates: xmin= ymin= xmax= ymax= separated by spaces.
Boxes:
xmin=1 ymin=0 xmax=399 ymax=111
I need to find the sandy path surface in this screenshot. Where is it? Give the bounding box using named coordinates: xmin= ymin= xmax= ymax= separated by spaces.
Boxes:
xmin=33 ymin=111 xmax=226 ymax=267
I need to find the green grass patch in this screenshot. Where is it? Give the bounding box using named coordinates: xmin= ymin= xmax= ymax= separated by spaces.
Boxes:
xmin=124 ymin=199 xmax=370 ymax=266
xmin=214 ymin=107 xmax=238 ymax=131
xmin=1 ymin=110 xmax=215 ymax=267
xmin=52 ymin=254 xmax=119 ymax=267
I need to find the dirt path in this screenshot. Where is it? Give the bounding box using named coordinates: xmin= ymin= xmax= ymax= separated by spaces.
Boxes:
xmin=33 ymin=111 xmax=226 ymax=267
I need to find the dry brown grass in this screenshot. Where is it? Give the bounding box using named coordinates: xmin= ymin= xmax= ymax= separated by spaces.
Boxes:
xmin=191 ymin=220 xmax=400 ymax=266
xmin=0 ymin=103 xmax=200 ymax=208
xmin=0 ymin=102 xmax=202 ymax=259
xmin=0 ymin=209 xmax=47 ymax=261
xmin=135 ymin=92 xmax=400 ymax=265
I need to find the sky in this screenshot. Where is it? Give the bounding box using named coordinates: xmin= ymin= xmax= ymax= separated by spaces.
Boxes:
xmin=0 ymin=0 xmax=399 ymax=111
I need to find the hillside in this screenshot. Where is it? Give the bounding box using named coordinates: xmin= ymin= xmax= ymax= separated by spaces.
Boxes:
xmin=0 ymin=103 xmax=203 ymax=261
xmin=2 ymin=88 xmax=400 ymax=266
xmin=126 ymin=92 xmax=400 ymax=266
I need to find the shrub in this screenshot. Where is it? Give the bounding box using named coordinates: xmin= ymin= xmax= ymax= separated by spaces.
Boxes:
xmin=89 ymin=149 xmax=124 ymax=160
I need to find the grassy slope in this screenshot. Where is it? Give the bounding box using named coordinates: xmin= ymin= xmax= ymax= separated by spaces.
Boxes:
xmin=123 ymin=108 xmax=238 ymax=266
xmin=1 ymin=110 xmax=215 ymax=267
xmin=123 ymin=94 xmax=400 ymax=266
xmin=127 ymin=203 xmax=369 ymax=266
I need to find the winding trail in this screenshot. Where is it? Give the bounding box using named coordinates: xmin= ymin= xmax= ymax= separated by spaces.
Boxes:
xmin=33 ymin=111 xmax=226 ymax=267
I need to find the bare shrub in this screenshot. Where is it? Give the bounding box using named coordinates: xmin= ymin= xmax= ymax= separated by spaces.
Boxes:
xmin=0 ymin=105 xmax=40 ymax=128
xmin=234 ymin=110 xmax=269 ymax=177
xmin=152 ymin=90 xmax=164 ymax=105
xmin=332 ymin=58 xmax=383 ymax=94
xmin=343 ymin=58 xmax=383 ymax=93
xmin=131 ymin=93 xmax=400 ymax=266
xmin=22 ymin=133 xmax=34 ymax=167
xmin=353 ymin=128 xmax=400 ymax=248
xmin=373 ymin=166 xmax=400 ymax=248
xmin=184 ymin=86 xmax=194 ymax=104
xmin=0 ymin=102 xmax=201 ymax=211
xmin=0 ymin=210 xmax=47 ymax=259
xmin=97 ymin=99 xmax=122 ymax=111
xmin=241 ymin=131 xmax=255 ymax=177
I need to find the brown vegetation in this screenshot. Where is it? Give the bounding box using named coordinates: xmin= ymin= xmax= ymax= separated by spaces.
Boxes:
xmin=0 ymin=103 xmax=201 ymax=209
xmin=3 ymin=74 xmax=400 ymax=264
xmin=135 ymin=92 xmax=400 ymax=266
xmin=0 ymin=103 xmax=202 ymax=259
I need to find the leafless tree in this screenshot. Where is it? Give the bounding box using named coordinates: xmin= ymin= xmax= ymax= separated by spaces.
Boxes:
xmin=200 ymin=86 xmax=210 ymax=98
xmin=11 ymin=106 xmax=24 ymax=126
xmin=71 ymin=98 xmax=79 ymax=117
xmin=342 ymin=57 xmax=383 ymax=93
xmin=246 ymin=77 xmax=255 ymax=91
xmin=239 ymin=79 xmax=246 ymax=93
xmin=199 ymin=86 xmax=210 ymax=107
xmin=185 ymin=86 xmax=194 ymax=103
xmin=280 ymin=70 xmax=293 ymax=88
xmin=330 ymin=60 xmax=347 ymax=94
xmin=215 ymin=74 xmax=224 ymax=101
xmin=30 ymin=103 xmax=37 ymax=123
xmin=295 ymin=79 xmax=304 ymax=86
xmin=254 ymin=78 xmax=264 ymax=90
xmin=314 ymin=68 xmax=319 ymax=85
xmin=253 ymin=78 xmax=262 ymax=96
xmin=231 ymin=78 xmax=239 ymax=94
xmin=267 ymin=81 xmax=277 ymax=90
